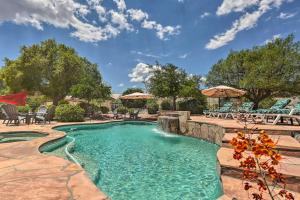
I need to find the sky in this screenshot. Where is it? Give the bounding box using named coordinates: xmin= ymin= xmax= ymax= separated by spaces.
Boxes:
xmin=0 ymin=0 xmax=300 ymax=93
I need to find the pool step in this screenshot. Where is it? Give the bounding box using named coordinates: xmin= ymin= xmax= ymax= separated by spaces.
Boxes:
xmin=219 ymin=175 xmax=300 ymax=200
xmin=218 ymin=147 xmax=300 ymax=193
xmin=222 ymin=133 xmax=300 ymax=158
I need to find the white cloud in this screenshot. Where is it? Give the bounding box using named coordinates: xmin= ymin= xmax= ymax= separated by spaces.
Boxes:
xmin=131 ymin=50 xmax=160 ymax=58
xmin=0 ymin=0 xmax=180 ymax=42
xmin=179 ymin=53 xmax=188 ymax=59
xmin=118 ymin=83 xmax=125 ymax=87
xmin=178 ymin=0 xmax=184 ymax=3
xmin=110 ymin=10 xmax=133 ymax=31
xmin=113 ymin=0 xmax=126 ymax=11
xmin=127 ymin=9 xmax=148 ymax=21
xmin=200 ymin=12 xmax=210 ymax=18
xmin=278 ymin=12 xmax=296 ymax=19
xmin=128 ymin=63 xmax=160 ymax=82
xmin=142 ymin=20 xmax=181 ymax=40
xmin=88 ymin=0 xmax=107 ymax=22
xmin=216 ymin=0 xmax=259 ymax=16
xmin=206 ymin=0 xmax=291 ymax=50
xmin=264 ymin=33 xmax=281 ymax=44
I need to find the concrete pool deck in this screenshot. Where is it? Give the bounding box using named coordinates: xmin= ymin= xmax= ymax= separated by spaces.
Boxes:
xmin=0 ymin=117 xmax=300 ymax=199
xmin=0 ymin=120 xmax=114 ymax=200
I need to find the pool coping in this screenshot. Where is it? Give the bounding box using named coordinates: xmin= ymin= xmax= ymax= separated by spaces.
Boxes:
xmin=0 ymin=119 xmax=232 ymax=200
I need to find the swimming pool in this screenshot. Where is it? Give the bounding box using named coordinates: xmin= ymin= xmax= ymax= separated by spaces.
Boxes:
xmin=45 ymin=121 xmax=222 ymax=200
xmin=0 ymin=131 xmax=47 ymax=143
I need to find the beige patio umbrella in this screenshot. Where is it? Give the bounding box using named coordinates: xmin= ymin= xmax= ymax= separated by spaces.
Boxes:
xmin=201 ymin=85 xmax=246 ymax=98
xmin=120 ymin=92 xmax=154 ymax=100
xmin=201 ymin=85 xmax=246 ymax=108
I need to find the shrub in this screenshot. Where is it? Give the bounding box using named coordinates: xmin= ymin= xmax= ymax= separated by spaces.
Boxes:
xmin=17 ymin=105 xmax=31 ymax=113
xmin=26 ymin=95 xmax=47 ymax=111
xmin=55 ymin=104 xmax=84 ymax=122
xmin=161 ymin=100 xmax=172 ymax=110
xmin=117 ymin=106 xmax=128 ymax=114
xmin=58 ymin=99 xmax=69 ymax=105
xmin=78 ymin=102 xmax=101 ymax=116
xmin=178 ymin=99 xmax=206 ymax=114
xmin=100 ymin=106 xmax=109 ymax=114
xmin=147 ymin=100 xmax=159 ymax=114
xmin=128 ymin=108 xmax=134 ymax=114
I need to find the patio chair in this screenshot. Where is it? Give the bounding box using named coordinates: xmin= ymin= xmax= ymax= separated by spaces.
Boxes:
xmin=34 ymin=106 xmax=55 ymax=124
xmin=249 ymin=98 xmax=291 ymax=124
xmin=129 ymin=109 xmax=140 ymax=120
xmin=253 ymin=98 xmax=291 ymax=114
xmin=0 ymin=104 xmax=26 ymax=125
xmin=92 ymin=111 xmax=112 ymax=120
xmin=262 ymin=101 xmax=300 ymax=125
xmin=225 ymin=102 xmax=254 ymax=119
xmin=204 ymin=102 xmax=233 ymax=118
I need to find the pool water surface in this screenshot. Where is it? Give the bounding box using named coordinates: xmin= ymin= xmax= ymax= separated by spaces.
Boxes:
xmin=52 ymin=122 xmax=222 ymax=200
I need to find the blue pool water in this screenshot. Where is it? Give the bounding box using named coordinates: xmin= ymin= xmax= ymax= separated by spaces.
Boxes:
xmin=52 ymin=122 xmax=222 ymax=200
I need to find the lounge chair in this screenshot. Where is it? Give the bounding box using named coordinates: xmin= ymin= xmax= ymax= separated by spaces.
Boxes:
xmin=274 ymin=101 xmax=300 ymax=115
xmin=249 ymin=98 xmax=291 ymax=124
xmin=225 ymin=102 xmax=254 ymax=119
xmin=34 ymin=106 xmax=55 ymax=124
xmin=262 ymin=101 xmax=300 ymax=125
xmin=129 ymin=109 xmax=140 ymax=120
xmin=204 ymin=102 xmax=234 ymax=118
xmin=0 ymin=104 xmax=26 ymax=125
xmin=253 ymin=98 xmax=291 ymax=114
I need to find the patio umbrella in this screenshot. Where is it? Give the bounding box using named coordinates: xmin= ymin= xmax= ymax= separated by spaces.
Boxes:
xmin=201 ymin=85 xmax=246 ymax=108
xmin=120 ymin=92 xmax=154 ymax=100
xmin=201 ymin=85 xmax=246 ymax=98
xmin=0 ymin=91 xmax=27 ymax=106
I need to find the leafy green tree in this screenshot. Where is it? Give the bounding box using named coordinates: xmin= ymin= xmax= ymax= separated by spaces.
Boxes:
xmin=206 ymin=35 xmax=300 ymax=108
xmin=121 ymin=88 xmax=146 ymax=108
xmin=147 ymin=63 xmax=202 ymax=110
xmin=70 ymin=58 xmax=111 ymax=103
xmin=1 ymin=39 xmax=110 ymax=105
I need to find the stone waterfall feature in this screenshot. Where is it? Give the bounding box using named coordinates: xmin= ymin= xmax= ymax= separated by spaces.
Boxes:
xmin=158 ymin=111 xmax=190 ymax=134
xmin=158 ymin=116 xmax=180 ymax=133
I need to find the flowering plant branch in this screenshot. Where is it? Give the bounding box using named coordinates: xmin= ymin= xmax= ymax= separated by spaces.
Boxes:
xmin=230 ymin=128 xmax=294 ymax=200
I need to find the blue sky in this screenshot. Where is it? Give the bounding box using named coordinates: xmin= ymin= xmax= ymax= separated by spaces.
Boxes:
xmin=0 ymin=0 xmax=299 ymax=93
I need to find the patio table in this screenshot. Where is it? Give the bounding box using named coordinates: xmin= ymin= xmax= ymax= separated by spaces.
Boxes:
xmin=25 ymin=113 xmax=35 ymax=125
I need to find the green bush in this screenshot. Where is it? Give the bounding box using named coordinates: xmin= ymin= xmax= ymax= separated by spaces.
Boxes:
xmin=78 ymin=102 xmax=101 ymax=116
xmin=178 ymin=99 xmax=206 ymax=114
xmin=258 ymin=97 xmax=277 ymax=109
xmin=100 ymin=106 xmax=109 ymax=114
xmin=55 ymin=104 xmax=84 ymax=122
xmin=117 ymin=106 xmax=128 ymax=114
xmin=161 ymin=100 xmax=172 ymax=110
xmin=128 ymin=108 xmax=134 ymax=114
xmin=147 ymin=100 xmax=159 ymax=114
xmin=58 ymin=99 xmax=69 ymax=105
xmin=26 ymin=96 xmax=47 ymax=111
xmin=17 ymin=105 xmax=31 ymax=113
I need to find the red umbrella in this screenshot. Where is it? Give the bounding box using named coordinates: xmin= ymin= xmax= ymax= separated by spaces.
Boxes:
xmin=0 ymin=91 xmax=27 ymax=106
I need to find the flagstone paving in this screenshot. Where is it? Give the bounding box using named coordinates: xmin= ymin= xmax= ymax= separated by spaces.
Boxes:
xmin=0 ymin=121 xmax=111 ymax=200
xmin=1 ymin=117 xmax=300 ymax=200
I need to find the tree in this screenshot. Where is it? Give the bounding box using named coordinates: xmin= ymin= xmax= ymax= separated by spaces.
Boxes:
xmin=70 ymin=58 xmax=111 ymax=103
xmin=206 ymin=35 xmax=300 ymax=108
xmin=121 ymin=88 xmax=146 ymax=108
xmin=1 ymin=39 xmax=110 ymax=105
xmin=147 ymin=63 xmax=202 ymax=110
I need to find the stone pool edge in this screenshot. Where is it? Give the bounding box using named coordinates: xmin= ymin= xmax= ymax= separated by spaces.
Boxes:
xmin=0 ymin=121 xmax=118 ymax=200
xmin=0 ymin=119 xmax=228 ymax=200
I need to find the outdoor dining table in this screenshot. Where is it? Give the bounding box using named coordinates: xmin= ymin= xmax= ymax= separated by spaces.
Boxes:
xmin=25 ymin=113 xmax=35 ymax=125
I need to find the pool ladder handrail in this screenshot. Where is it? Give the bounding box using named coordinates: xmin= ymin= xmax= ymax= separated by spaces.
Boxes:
xmin=65 ymin=135 xmax=81 ymax=166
